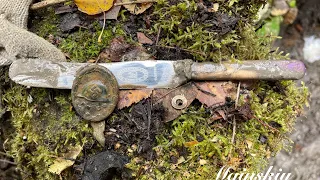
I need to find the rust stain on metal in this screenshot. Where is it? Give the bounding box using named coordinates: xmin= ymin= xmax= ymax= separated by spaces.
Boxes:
xmin=72 ymin=65 xmax=119 ymax=122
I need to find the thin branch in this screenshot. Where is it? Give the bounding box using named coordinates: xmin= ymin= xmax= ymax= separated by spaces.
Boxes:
xmin=235 ymin=82 xmax=241 ymax=108
xmin=0 ymin=159 xmax=17 ymax=165
xmin=31 ymin=0 xmax=70 ymax=10
xmin=156 ymin=45 xmax=206 ymax=56
xmin=231 ymin=116 xmax=236 ymax=144
xmin=155 ymin=27 xmax=161 ymax=46
xmin=254 ymin=115 xmax=280 ymax=132
xmin=0 ymin=151 xmax=12 ymax=158
xmin=114 ymin=0 xmax=157 ymax=6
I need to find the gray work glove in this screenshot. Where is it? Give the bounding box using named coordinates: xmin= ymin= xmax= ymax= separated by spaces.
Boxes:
xmin=0 ymin=0 xmax=66 ymax=66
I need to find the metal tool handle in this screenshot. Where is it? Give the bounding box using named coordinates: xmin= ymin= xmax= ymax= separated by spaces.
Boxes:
xmin=191 ymin=60 xmax=306 ymax=80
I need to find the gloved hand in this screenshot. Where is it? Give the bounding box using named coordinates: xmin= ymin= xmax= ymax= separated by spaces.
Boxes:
xmin=0 ymin=0 xmax=66 ymax=66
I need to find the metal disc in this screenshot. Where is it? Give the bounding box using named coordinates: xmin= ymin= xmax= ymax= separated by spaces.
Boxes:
xmin=72 ymin=65 xmax=119 ymax=122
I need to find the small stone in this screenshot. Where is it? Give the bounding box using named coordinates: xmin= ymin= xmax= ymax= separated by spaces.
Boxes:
xmin=59 ymin=13 xmax=81 ymax=32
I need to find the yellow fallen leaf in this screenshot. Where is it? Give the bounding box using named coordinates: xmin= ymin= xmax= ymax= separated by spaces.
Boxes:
xmin=48 ymin=145 xmax=82 ymax=175
xmin=75 ymin=0 xmax=115 ymax=15
xmin=121 ymin=0 xmax=153 ymax=15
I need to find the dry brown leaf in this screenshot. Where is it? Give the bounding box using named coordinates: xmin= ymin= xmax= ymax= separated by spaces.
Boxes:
xmin=122 ymin=0 xmax=153 ymax=14
xmin=75 ymin=0 xmax=115 ymax=15
xmin=137 ymin=32 xmax=153 ymax=44
xmin=99 ymin=37 xmax=152 ymax=62
xmin=117 ymin=89 xmax=153 ymax=109
xmin=48 ymin=145 xmax=82 ymax=175
xmin=227 ymin=157 xmax=242 ymax=169
xmin=195 ymin=82 xmax=229 ymax=107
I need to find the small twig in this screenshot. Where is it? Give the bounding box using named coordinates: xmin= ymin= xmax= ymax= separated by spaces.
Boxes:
xmin=147 ymin=100 xmax=151 ymax=140
xmin=0 ymin=159 xmax=17 ymax=165
xmin=254 ymin=115 xmax=280 ymax=132
xmin=155 ymin=27 xmax=161 ymax=46
xmin=31 ymin=0 xmax=70 ymax=10
xmin=114 ymin=0 xmax=157 ymax=6
xmin=156 ymin=45 xmax=206 ymax=56
xmin=231 ymin=116 xmax=236 ymax=144
xmin=235 ymin=82 xmax=241 ymax=108
xmin=0 ymin=151 xmax=12 ymax=158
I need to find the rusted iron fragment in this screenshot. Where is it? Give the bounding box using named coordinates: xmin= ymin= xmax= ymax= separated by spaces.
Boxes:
xmin=152 ymin=83 xmax=198 ymax=122
xmin=72 ymin=65 xmax=119 ymax=122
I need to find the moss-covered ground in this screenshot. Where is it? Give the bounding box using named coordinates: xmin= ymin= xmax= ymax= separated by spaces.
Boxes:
xmin=0 ymin=0 xmax=309 ymax=179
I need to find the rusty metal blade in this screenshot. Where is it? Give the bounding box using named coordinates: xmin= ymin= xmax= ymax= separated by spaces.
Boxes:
xmin=9 ymin=59 xmax=189 ymax=89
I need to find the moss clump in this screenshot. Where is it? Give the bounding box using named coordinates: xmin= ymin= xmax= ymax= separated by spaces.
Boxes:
xmin=31 ymin=8 xmax=129 ymax=63
xmin=150 ymin=0 xmax=266 ymax=61
xmin=59 ymin=22 xmax=126 ymax=63
xmin=2 ymin=85 xmax=94 ymax=179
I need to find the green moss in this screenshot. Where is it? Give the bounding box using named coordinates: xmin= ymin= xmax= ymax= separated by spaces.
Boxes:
xmin=30 ymin=8 xmax=60 ymax=38
xmin=2 ymin=86 xmax=94 ymax=179
xmin=150 ymin=0 xmax=266 ymax=62
xmin=59 ymin=22 xmax=126 ymax=63
xmin=31 ymin=8 xmax=128 ymax=63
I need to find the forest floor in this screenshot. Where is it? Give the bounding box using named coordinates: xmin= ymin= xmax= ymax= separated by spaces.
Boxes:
xmin=267 ymin=0 xmax=320 ymax=179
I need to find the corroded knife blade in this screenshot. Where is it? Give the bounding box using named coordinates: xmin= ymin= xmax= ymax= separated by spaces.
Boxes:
xmin=9 ymin=59 xmax=306 ymax=89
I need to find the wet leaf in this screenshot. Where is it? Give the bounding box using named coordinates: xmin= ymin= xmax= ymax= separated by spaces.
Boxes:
xmin=122 ymin=0 xmax=153 ymax=15
xmin=98 ymin=37 xmax=131 ymax=62
xmin=117 ymin=89 xmax=153 ymax=109
xmin=75 ymin=0 xmax=115 ymax=15
xmin=137 ymin=32 xmax=153 ymax=44
xmin=195 ymin=82 xmax=236 ymax=107
xmin=48 ymin=145 xmax=82 ymax=175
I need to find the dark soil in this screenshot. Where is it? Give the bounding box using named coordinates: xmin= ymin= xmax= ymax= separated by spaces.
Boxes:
xmin=105 ymin=99 xmax=165 ymax=160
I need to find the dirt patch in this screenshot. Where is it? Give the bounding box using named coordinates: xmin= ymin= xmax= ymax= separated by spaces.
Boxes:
xmin=105 ymin=99 xmax=165 ymax=160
